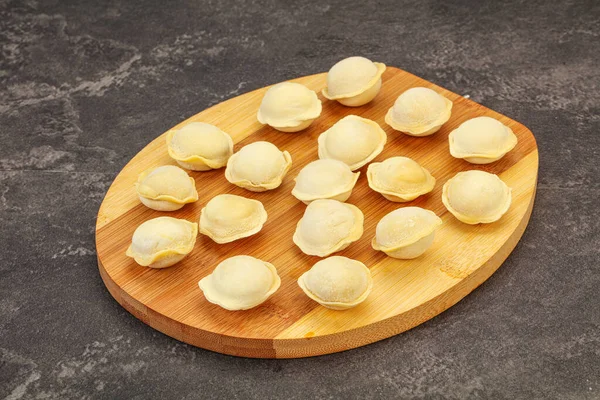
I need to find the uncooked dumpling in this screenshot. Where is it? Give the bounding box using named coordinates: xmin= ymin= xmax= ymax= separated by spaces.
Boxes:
xmin=292 ymin=159 xmax=360 ymax=204
xmin=367 ymin=157 xmax=435 ymax=202
xmin=449 ymin=116 xmax=518 ymax=164
xmin=198 ymin=255 xmax=281 ymax=311
xmin=385 ymin=87 xmax=452 ymax=136
xmin=298 ymin=256 xmax=373 ymax=310
xmin=125 ymin=217 xmax=197 ymax=268
xmin=257 ymin=82 xmax=322 ymax=132
xmin=322 ymin=56 xmax=386 ymax=107
xmin=442 ymin=170 xmax=512 ymax=224
xmin=225 ymin=141 xmax=292 ymax=192
xmin=199 ymin=194 xmax=267 ymax=244
xmin=293 ymin=199 xmax=364 ymax=257
xmin=135 ymin=165 xmax=198 ymax=211
xmin=372 ymin=207 xmax=442 ymax=259
xmin=318 ymin=115 xmax=387 ymax=171
xmin=166 ymin=122 xmax=234 ymax=171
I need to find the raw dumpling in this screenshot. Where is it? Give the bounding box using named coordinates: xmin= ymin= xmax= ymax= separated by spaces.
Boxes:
xmin=372 ymin=207 xmax=442 ymax=259
xmin=442 ymin=170 xmax=512 ymax=224
xmin=199 ymin=194 xmax=267 ymax=244
xmin=257 ymin=82 xmax=322 ymax=132
xmin=449 ymin=116 xmax=518 ymax=164
xmin=292 ymin=159 xmax=360 ymax=204
xmin=322 ymin=56 xmax=386 ymax=107
xmin=125 ymin=217 xmax=197 ymax=268
xmin=166 ymin=122 xmax=234 ymax=171
xmin=135 ymin=165 xmax=198 ymax=211
xmin=318 ymin=115 xmax=387 ymax=171
xmin=385 ymin=87 xmax=453 ymax=136
xmin=198 ymin=255 xmax=281 ymax=311
xmin=367 ymin=157 xmax=435 ymax=202
xmin=293 ymin=199 xmax=364 ymax=257
xmin=225 ymin=141 xmax=292 ymax=192
xmin=298 ymin=256 xmax=373 ymax=310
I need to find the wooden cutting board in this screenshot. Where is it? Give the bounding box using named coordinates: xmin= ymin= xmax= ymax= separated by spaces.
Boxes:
xmin=95 ymin=66 xmax=538 ymax=358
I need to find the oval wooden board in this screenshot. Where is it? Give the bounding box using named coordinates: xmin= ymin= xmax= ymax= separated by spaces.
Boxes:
xmin=96 ymin=66 xmax=538 ymax=358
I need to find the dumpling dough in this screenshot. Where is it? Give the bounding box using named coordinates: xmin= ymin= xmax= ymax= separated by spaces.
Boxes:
xmin=298 ymin=256 xmax=373 ymax=310
xmin=367 ymin=157 xmax=435 ymax=202
xmin=225 ymin=141 xmax=292 ymax=192
xmin=135 ymin=165 xmax=198 ymax=211
xmin=318 ymin=115 xmax=387 ymax=171
xmin=385 ymin=87 xmax=453 ymax=136
xmin=125 ymin=217 xmax=197 ymax=268
xmin=442 ymin=170 xmax=512 ymax=224
xmin=166 ymin=122 xmax=234 ymax=171
xmin=199 ymin=194 xmax=267 ymax=244
xmin=449 ymin=116 xmax=518 ymax=164
xmin=322 ymin=56 xmax=386 ymax=107
xmin=257 ymin=82 xmax=322 ymax=132
xmin=372 ymin=207 xmax=442 ymax=259
xmin=198 ymin=255 xmax=281 ymax=311
xmin=293 ymin=199 xmax=364 ymax=257
xmin=292 ymin=159 xmax=360 ymax=204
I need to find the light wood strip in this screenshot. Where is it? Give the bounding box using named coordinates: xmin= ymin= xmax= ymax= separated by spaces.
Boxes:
xmin=275 ymin=150 xmax=538 ymax=340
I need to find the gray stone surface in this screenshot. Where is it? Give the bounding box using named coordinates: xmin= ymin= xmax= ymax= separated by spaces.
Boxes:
xmin=1 ymin=0 xmax=599 ymax=398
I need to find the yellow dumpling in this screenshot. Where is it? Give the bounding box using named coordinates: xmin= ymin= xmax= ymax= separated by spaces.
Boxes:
xmin=293 ymin=199 xmax=364 ymax=257
xmin=199 ymin=194 xmax=267 ymax=244
xmin=198 ymin=255 xmax=281 ymax=311
xmin=372 ymin=207 xmax=442 ymax=259
xmin=385 ymin=87 xmax=453 ymax=136
xmin=318 ymin=115 xmax=387 ymax=171
xmin=135 ymin=165 xmax=198 ymax=211
xmin=449 ymin=116 xmax=518 ymax=164
xmin=367 ymin=157 xmax=436 ymax=202
xmin=322 ymin=56 xmax=386 ymax=107
xmin=442 ymin=170 xmax=512 ymax=224
xmin=257 ymin=82 xmax=322 ymax=132
xmin=125 ymin=217 xmax=197 ymax=269
xmin=166 ymin=122 xmax=233 ymax=171
xmin=292 ymin=159 xmax=360 ymax=204
xmin=298 ymin=256 xmax=373 ymax=310
xmin=225 ymin=141 xmax=292 ymax=192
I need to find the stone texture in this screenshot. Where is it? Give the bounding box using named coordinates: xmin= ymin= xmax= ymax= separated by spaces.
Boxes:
xmin=1 ymin=0 xmax=599 ymax=399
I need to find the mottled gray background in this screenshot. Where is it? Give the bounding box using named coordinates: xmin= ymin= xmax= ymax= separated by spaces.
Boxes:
xmin=1 ymin=0 xmax=599 ymax=399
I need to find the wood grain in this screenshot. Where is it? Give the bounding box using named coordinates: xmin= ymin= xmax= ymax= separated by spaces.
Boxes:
xmin=95 ymin=67 xmax=538 ymax=358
